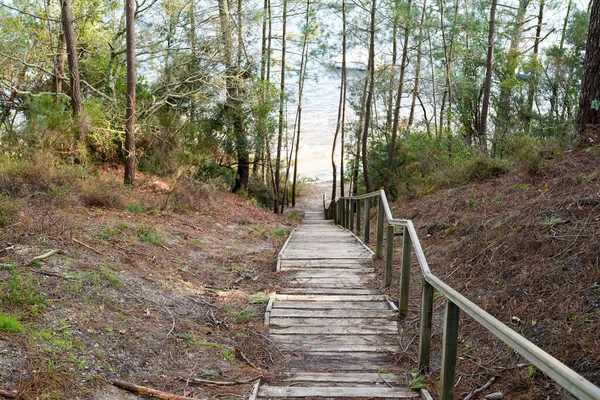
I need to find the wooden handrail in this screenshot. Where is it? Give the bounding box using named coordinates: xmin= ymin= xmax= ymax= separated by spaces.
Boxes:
xmin=325 ymin=190 xmax=600 ymax=400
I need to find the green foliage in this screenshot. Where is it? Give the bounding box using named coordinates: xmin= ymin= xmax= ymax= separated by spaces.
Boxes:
xmin=0 ymin=314 xmax=21 ymax=333
xmin=125 ymin=202 xmax=145 ymax=213
xmin=248 ymin=292 xmax=270 ymax=304
xmin=0 ymin=194 xmax=18 ymax=229
xmin=74 ymin=266 xmax=123 ymax=290
xmin=1 ymin=268 xmax=47 ymax=308
xmin=221 ymin=348 xmax=236 ymax=361
xmin=247 ymin=176 xmax=276 ymax=208
xmin=543 ymin=217 xmax=564 ymax=229
xmin=136 ymin=224 xmax=163 ymax=246
xmin=408 ymin=375 xmax=426 ymax=389
xmin=229 ymin=306 xmax=255 ymax=324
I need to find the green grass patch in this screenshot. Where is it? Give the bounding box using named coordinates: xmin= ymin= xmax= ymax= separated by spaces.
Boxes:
xmin=136 ymin=224 xmax=163 ymax=245
xmin=249 ymin=292 xmax=270 ymax=304
xmin=0 ymin=314 xmax=21 ymax=333
xmin=125 ymin=202 xmax=145 ymax=213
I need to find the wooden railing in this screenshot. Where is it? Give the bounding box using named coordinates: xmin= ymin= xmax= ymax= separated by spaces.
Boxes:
xmin=324 ymin=190 xmax=600 ymax=400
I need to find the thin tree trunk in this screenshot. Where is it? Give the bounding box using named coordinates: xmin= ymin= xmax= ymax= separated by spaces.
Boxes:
xmin=361 ymin=0 xmax=376 ymax=193
xmin=479 ymin=0 xmax=497 ymax=152
xmin=274 ymin=0 xmax=287 ymax=213
xmin=254 ymin=0 xmax=269 ymax=176
xmin=526 ymin=0 xmax=544 ymax=131
xmin=292 ymin=0 xmax=311 ymax=207
xmin=340 ymin=0 xmax=347 ymax=198
xmin=550 ymin=0 xmax=571 ymax=118
xmin=60 ymin=0 xmax=84 ymax=142
xmin=124 ymin=0 xmax=137 ymax=185
xmin=386 ymin=0 xmax=412 ymax=193
xmin=386 ymin=13 xmax=398 ymax=133
xmin=409 ymin=0 xmax=426 ymax=127
xmin=576 ymin=0 xmax=600 ymax=144
xmin=427 ymin=27 xmax=439 ymax=138
xmin=54 ymin=32 xmax=66 ymax=102
xmin=332 ymin=0 xmax=346 ymax=201
xmin=352 ymin=72 xmax=369 ymax=196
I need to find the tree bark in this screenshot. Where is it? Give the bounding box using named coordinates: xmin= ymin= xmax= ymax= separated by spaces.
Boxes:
xmin=124 ymin=0 xmax=137 ymax=185
xmin=292 ymin=0 xmax=311 ymax=207
xmin=576 ymin=0 xmax=600 ymax=144
xmin=361 ymin=0 xmax=376 ymax=193
xmin=340 ymin=0 xmax=347 ymax=198
xmin=526 ymin=0 xmax=544 ymax=131
xmin=408 ymin=0 xmax=426 ymax=127
xmin=54 ymin=32 xmax=66 ymax=102
xmin=274 ymin=0 xmax=287 ymax=213
xmin=332 ymin=0 xmax=346 ymax=201
xmin=550 ymin=0 xmax=572 ymax=118
xmin=386 ymin=0 xmax=412 ymax=194
xmin=60 ymin=0 xmax=84 ymax=141
xmin=479 ymin=0 xmax=497 ymax=152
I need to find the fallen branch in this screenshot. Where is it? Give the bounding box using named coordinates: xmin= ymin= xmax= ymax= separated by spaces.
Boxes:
xmin=178 ymin=375 xmax=262 ymax=386
xmin=24 ymin=249 xmax=61 ymax=266
xmin=0 ymin=388 xmax=18 ymax=399
xmin=73 ymin=238 xmax=101 ymax=254
xmin=235 ymin=349 xmax=260 ymax=370
xmin=463 ymin=376 xmax=496 ymax=400
xmin=113 ymin=380 xmax=200 ymax=400
xmin=0 ymin=244 xmax=15 ymax=254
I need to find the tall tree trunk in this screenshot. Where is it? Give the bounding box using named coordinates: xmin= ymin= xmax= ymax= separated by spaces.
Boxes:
xmin=386 ymin=13 xmax=398 ymax=133
xmin=124 ymin=0 xmax=137 ymax=185
xmin=254 ymin=0 xmax=269 ymax=176
xmin=409 ymin=0 xmax=426 ymax=127
xmin=352 ymin=72 xmax=369 ymax=196
xmin=526 ymin=0 xmax=544 ymax=131
xmin=332 ymin=0 xmax=347 ymax=201
xmin=361 ymin=0 xmax=376 ymax=193
xmin=274 ymin=0 xmax=287 ymax=213
xmin=550 ymin=0 xmax=572 ymax=118
xmin=340 ymin=0 xmax=347 ymax=198
xmin=54 ymin=32 xmax=66 ymax=102
xmin=428 ymin=26 xmax=439 ymax=138
xmin=60 ymin=0 xmax=84 ymax=142
xmin=576 ymin=0 xmax=600 ymax=144
xmin=494 ymin=0 xmax=530 ymax=156
xmin=386 ymin=0 xmax=412 ymax=194
xmin=292 ymin=0 xmax=311 ymax=207
xmin=479 ymin=0 xmax=497 ymax=152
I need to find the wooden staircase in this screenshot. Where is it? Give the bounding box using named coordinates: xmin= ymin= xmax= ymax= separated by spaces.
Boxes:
xmin=256 ymin=212 xmax=419 ymax=399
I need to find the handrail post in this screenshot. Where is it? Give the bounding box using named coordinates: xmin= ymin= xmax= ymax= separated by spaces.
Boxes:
xmin=385 ymin=224 xmax=394 ymax=287
xmin=364 ymin=197 xmax=371 ymax=243
xmin=399 ymin=226 xmax=412 ymax=316
xmin=350 ymin=199 xmax=355 ymax=231
xmin=356 ymin=199 xmax=362 ymax=235
xmin=345 ymin=199 xmax=350 ymax=229
xmin=418 ymin=279 xmax=433 ymax=372
xmin=376 ymin=197 xmax=384 ymax=258
xmin=440 ymin=300 xmax=460 ymax=400
xmin=342 ymin=199 xmax=346 ymax=228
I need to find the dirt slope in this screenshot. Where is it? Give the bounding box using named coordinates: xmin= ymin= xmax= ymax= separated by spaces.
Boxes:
xmin=0 ymin=165 xmax=294 ymax=399
xmin=389 ymin=147 xmax=600 ymax=399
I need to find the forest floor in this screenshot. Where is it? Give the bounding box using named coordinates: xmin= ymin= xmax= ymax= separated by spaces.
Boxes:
xmin=382 ymin=146 xmax=600 ymax=399
xmin=0 ymin=161 xmax=296 ymax=399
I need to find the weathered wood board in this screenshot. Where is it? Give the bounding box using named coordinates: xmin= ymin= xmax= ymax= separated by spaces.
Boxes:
xmin=259 ymin=215 xmax=417 ymax=399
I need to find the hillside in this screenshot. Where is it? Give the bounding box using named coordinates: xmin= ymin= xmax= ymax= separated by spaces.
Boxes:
xmin=388 ymin=147 xmax=600 ymax=399
xmin=0 ymin=160 xmax=293 ymax=399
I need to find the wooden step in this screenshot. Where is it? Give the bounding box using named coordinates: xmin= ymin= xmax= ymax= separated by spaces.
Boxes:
xmin=272 ymin=301 xmax=388 ymax=310
xmin=278 ymin=372 xmax=409 ymax=385
xmin=274 ymin=294 xmax=386 ymax=302
xmin=269 ymin=309 xmax=396 ymax=319
xmin=258 ymin=386 xmax=418 ymax=398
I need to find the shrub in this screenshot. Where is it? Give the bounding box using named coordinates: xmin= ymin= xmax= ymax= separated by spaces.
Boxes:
xmin=80 ymin=180 xmax=124 ymax=208
xmin=247 ymin=176 xmax=275 ymax=208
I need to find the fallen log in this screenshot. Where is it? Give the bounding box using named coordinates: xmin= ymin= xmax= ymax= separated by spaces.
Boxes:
xmin=0 ymin=388 xmax=18 ymax=399
xmin=24 ymin=249 xmax=61 ymax=266
xmin=113 ymin=380 xmax=201 ymax=400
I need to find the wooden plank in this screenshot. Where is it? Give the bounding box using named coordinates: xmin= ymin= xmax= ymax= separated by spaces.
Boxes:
xmin=280 ymin=372 xmax=406 ymax=385
xmin=280 ymin=259 xmax=371 ymax=267
xmin=274 ymin=294 xmax=385 ymax=302
xmin=275 ymin=343 xmax=398 ymax=353
xmin=272 ymin=301 xmax=388 ymax=310
xmin=269 ymin=334 xmax=398 ymax=346
xmin=278 ymin=288 xmax=378 ymax=295
xmin=290 ymin=268 xmax=375 ymax=277
xmin=269 ymin=325 xmax=398 ymax=335
xmin=289 ymin=276 xmax=371 ymax=284
xmin=269 ymin=317 xmax=396 ymax=327
xmin=258 ymin=386 xmax=418 ymax=398
xmin=269 ymin=309 xmax=396 ymax=319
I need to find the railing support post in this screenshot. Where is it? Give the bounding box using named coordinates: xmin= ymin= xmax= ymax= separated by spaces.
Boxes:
xmin=356 ymin=199 xmax=362 ymax=235
xmin=349 ymin=199 xmax=355 ymax=231
xmin=376 ymin=197 xmax=384 ymax=259
xmin=440 ymin=300 xmax=460 ymax=400
xmin=418 ymin=279 xmax=433 ymax=372
xmin=336 ymin=201 xmax=341 ymax=225
xmin=385 ymin=224 xmax=394 ymax=287
xmin=345 ymin=199 xmax=350 ymax=229
xmin=364 ymin=198 xmax=371 ymax=244
xmin=399 ymin=226 xmax=412 ymax=316
xmin=342 ymin=199 xmax=346 ymax=228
